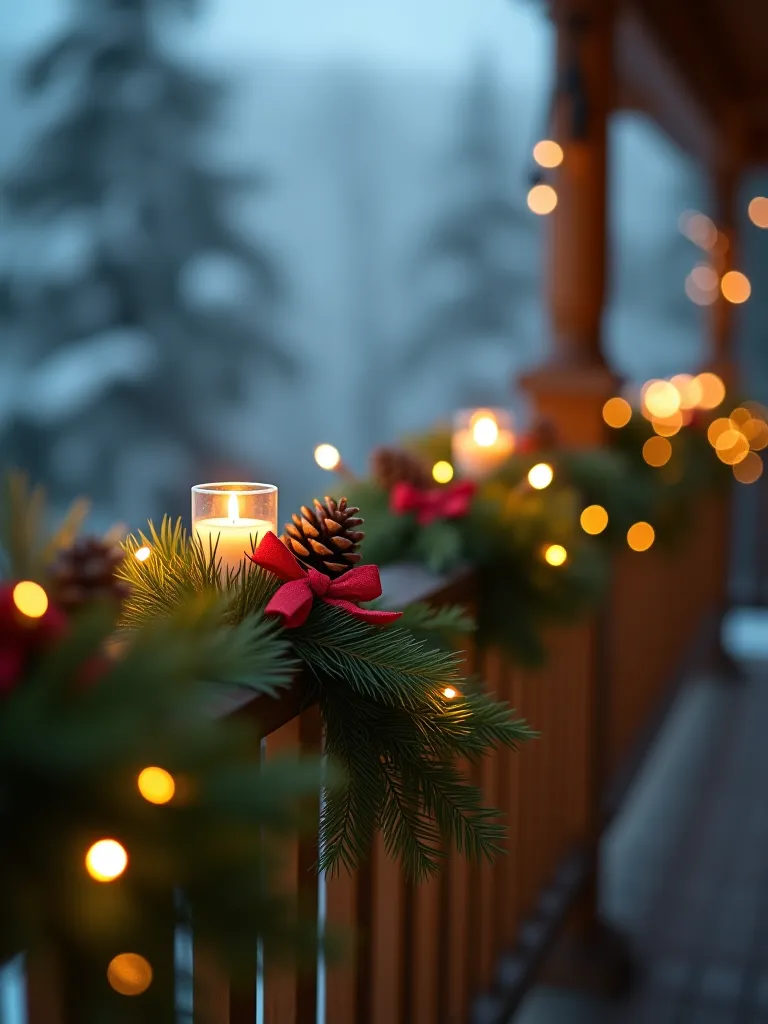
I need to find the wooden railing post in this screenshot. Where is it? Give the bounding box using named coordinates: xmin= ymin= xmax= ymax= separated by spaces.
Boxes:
xmin=520 ymin=0 xmax=618 ymax=448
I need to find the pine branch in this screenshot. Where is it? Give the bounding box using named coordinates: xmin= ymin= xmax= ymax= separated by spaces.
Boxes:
xmin=293 ymin=604 xmax=462 ymax=711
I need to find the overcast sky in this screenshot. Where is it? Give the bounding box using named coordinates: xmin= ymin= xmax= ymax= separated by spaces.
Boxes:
xmin=2 ymin=0 xmax=552 ymax=87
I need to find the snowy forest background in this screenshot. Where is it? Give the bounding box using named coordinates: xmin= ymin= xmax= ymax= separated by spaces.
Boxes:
xmin=0 ymin=0 xmax=765 ymax=533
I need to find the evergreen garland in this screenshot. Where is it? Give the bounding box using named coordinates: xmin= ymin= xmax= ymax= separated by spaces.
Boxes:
xmin=117 ymin=516 xmax=533 ymax=879
xmin=339 ymin=412 xmax=732 ymax=663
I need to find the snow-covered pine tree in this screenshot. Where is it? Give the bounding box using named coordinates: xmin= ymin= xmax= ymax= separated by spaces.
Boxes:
xmin=405 ymin=53 xmax=533 ymax=393
xmin=0 ymin=0 xmax=291 ymax=522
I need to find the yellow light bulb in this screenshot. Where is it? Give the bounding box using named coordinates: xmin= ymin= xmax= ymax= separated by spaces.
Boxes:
xmin=443 ymin=687 xmax=457 ymax=700
xmin=721 ymin=270 xmax=751 ymax=304
xmin=107 ymin=953 xmax=153 ymax=997
xmin=748 ymin=196 xmax=768 ymax=228
xmin=86 ymin=839 xmax=128 ymax=882
xmin=134 ymin=546 xmax=151 ymax=562
xmin=695 ymin=373 xmax=726 ymax=411
xmin=544 ymin=544 xmax=567 ymax=567
xmin=138 ymin=767 xmax=176 ymax=805
xmin=602 ymin=397 xmax=632 ymax=429
xmin=12 ymin=581 xmax=49 ymax=619
xmin=432 ymin=460 xmax=454 ymax=484
xmin=580 ymin=505 xmax=608 ymax=535
xmin=627 ymin=522 xmax=655 ymax=552
xmin=527 ymin=463 xmax=554 ymax=490
xmin=642 ymin=436 xmax=672 ymax=467
xmin=314 ymin=443 xmax=341 ymax=471
xmin=642 ymin=380 xmax=681 ymax=419
xmin=527 ymin=184 xmax=558 ymax=215
xmin=533 ymin=140 xmax=564 ymax=168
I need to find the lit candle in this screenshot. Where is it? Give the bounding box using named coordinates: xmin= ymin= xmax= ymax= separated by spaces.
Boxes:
xmin=452 ymin=409 xmax=515 ymax=480
xmin=191 ymin=483 xmax=277 ymax=577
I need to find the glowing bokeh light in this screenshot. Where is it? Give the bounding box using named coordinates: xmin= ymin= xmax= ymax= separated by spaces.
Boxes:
xmin=107 ymin=954 xmax=153 ymax=997
xmin=580 ymin=505 xmax=609 ymax=536
xmin=443 ymin=687 xmax=457 ymax=700
xmin=602 ymin=397 xmax=632 ymax=429
xmin=707 ymin=418 xmax=731 ymax=447
xmin=627 ymin=522 xmax=655 ymax=552
xmin=721 ymin=270 xmax=751 ymax=304
xmin=685 ymin=274 xmax=718 ymax=306
xmin=544 ymin=544 xmax=568 ymax=567
xmin=733 ymin=452 xmax=764 ymax=484
xmin=138 ymin=767 xmax=176 ymax=806
xmin=748 ymin=196 xmax=768 ymax=228
xmin=642 ymin=436 xmax=672 ymax=467
xmin=533 ymin=140 xmax=564 ymax=168
xmin=715 ymin=429 xmax=749 ymax=465
xmin=643 ymin=380 xmax=681 ymax=419
xmin=432 ymin=461 xmax=454 ymax=484
xmin=85 ymin=839 xmax=128 ymax=882
xmin=134 ymin=546 xmax=151 ymax=562
xmin=12 ymin=581 xmax=49 ymax=619
xmin=314 ymin=444 xmax=341 ymax=471
xmin=671 ymin=374 xmax=704 ymax=409
xmin=680 ymin=212 xmax=718 ymax=249
xmin=528 ymin=463 xmax=554 ymax=490
xmin=695 ymin=373 xmax=726 ymax=411
xmin=652 ymin=412 xmax=683 ymax=437
xmin=527 ymin=184 xmax=558 ymax=215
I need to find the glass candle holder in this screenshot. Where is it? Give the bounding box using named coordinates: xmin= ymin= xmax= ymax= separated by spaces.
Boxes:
xmin=191 ymin=482 xmax=278 ymax=576
xmin=452 ymin=408 xmax=515 ymax=480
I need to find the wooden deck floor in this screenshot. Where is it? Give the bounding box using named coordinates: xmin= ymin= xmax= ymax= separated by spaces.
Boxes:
xmin=514 ymin=635 xmax=768 ymax=1023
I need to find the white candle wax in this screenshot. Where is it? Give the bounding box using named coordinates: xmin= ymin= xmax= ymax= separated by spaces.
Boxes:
xmin=194 ymin=517 xmax=274 ymax=575
xmin=452 ymin=427 xmax=515 ymax=480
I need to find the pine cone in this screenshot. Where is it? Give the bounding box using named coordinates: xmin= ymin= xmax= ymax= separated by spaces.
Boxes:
xmin=371 ymin=446 xmax=431 ymax=492
xmin=51 ymin=537 xmax=131 ymax=613
xmin=282 ymin=497 xmax=364 ymax=578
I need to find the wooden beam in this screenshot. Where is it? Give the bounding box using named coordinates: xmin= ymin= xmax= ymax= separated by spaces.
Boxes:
xmin=614 ymin=5 xmax=719 ymax=164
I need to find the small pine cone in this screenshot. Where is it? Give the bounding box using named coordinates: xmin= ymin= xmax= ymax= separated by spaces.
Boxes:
xmin=51 ymin=537 xmax=131 ymax=613
xmin=371 ymin=446 xmax=431 ymax=492
xmin=282 ymin=496 xmax=364 ymax=578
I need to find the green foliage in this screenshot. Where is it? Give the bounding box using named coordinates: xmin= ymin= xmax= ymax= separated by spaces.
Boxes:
xmin=0 ymin=600 xmax=331 ymax=987
xmin=0 ymin=470 xmax=89 ymax=581
xmin=117 ymin=516 xmax=531 ymax=879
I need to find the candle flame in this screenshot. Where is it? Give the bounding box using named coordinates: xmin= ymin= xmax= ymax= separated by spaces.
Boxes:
xmin=471 ymin=414 xmax=499 ymax=448
xmin=228 ymin=492 xmax=240 ymax=523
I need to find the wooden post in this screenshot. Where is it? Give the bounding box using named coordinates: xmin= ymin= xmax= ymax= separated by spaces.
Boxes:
xmin=520 ymin=0 xmax=618 ymax=447
xmin=707 ymin=114 xmax=745 ymax=392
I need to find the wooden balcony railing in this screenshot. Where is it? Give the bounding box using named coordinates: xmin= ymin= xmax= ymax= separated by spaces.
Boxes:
xmin=22 ymin=494 xmax=729 ymax=1024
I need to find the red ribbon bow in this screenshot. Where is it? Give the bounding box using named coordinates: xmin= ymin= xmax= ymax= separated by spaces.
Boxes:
xmin=390 ymin=480 xmax=477 ymax=526
xmin=250 ymin=532 xmax=402 ymax=630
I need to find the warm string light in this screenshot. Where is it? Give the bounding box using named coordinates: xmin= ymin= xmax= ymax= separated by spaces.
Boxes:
xmin=86 ymin=839 xmax=128 ymax=882
xmin=533 ymin=140 xmax=563 ymax=169
xmin=442 ymin=687 xmax=458 ymax=700
xmin=720 ymin=270 xmax=751 ymax=304
xmin=543 ymin=544 xmax=567 ymax=567
xmin=12 ymin=581 xmax=49 ymax=618
xmin=748 ymin=196 xmax=768 ymax=228
xmin=432 ymin=461 xmax=454 ymax=484
xmin=107 ymin=953 xmax=153 ymax=996
xmin=134 ymin=546 xmax=151 ymax=562
xmin=138 ymin=767 xmax=175 ymax=805
xmin=580 ymin=505 xmax=608 ymax=535
xmin=527 ymin=463 xmax=554 ymax=490
xmin=627 ymin=522 xmax=655 ymax=552
xmin=602 ymin=397 xmax=632 ymax=429
xmin=527 ymin=183 xmax=558 ymax=216
xmin=314 ymin=443 xmax=356 ymax=480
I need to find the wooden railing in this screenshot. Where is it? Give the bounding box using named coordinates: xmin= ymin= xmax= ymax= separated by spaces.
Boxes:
xmin=21 ymin=495 xmax=729 ymax=1024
